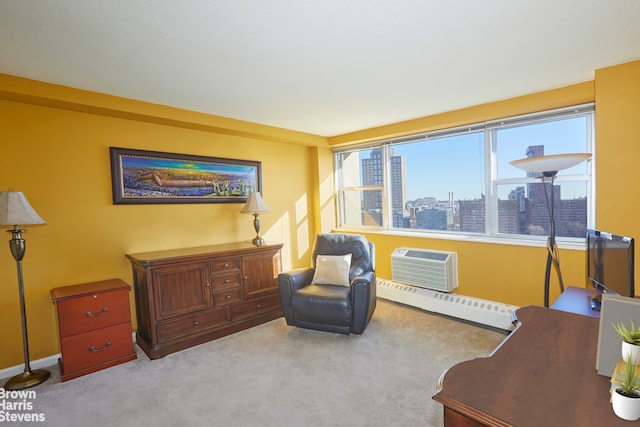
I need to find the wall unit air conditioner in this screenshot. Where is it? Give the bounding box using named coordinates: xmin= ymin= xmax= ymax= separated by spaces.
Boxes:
xmin=391 ymin=248 xmax=458 ymax=292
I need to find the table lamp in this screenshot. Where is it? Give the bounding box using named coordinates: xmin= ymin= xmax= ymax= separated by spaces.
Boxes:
xmin=240 ymin=192 xmax=270 ymax=246
xmin=510 ymin=153 xmax=592 ymax=307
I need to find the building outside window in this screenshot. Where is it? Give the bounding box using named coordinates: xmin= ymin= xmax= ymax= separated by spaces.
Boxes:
xmin=334 ymin=104 xmax=594 ymax=242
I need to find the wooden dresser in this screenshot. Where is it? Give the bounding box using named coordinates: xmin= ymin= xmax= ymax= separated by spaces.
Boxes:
xmin=51 ymin=279 xmax=137 ymax=382
xmin=126 ymin=242 xmax=283 ymax=359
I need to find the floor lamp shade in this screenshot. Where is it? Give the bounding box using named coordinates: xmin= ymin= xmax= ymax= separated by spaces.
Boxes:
xmin=0 ymin=191 xmax=47 ymax=226
xmin=0 ymin=190 xmax=50 ymax=390
xmin=509 ymin=153 xmax=592 ymax=174
xmin=240 ymin=192 xmax=270 ymax=246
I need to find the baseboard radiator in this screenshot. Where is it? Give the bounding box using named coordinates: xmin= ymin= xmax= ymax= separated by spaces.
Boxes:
xmin=377 ymin=278 xmax=518 ymax=331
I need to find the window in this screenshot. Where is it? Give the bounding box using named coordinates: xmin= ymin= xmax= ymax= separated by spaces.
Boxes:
xmin=334 ymin=104 xmax=594 ymax=242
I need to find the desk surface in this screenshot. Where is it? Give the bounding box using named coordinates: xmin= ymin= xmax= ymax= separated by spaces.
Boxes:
xmin=432 ymin=305 xmax=625 ymax=427
xmin=551 ymin=286 xmax=601 ymax=318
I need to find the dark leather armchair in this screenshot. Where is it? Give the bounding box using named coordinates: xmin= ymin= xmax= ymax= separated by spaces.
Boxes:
xmin=278 ymin=233 xmax=376 ymax=334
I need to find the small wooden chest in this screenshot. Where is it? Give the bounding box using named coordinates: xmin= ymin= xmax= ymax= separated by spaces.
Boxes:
xmin=51 ymin=279 xmax=137 ymax=381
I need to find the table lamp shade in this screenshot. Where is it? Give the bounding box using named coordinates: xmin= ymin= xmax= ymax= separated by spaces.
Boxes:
xmin=0 ymin=191 xmax=46 ymax=226
xmin=240 ymin=192 xmax=270 ymax=214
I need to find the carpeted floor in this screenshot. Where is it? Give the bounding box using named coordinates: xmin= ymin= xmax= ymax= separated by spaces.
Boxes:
xmin=2 ymin=299 xmax=507 ymax=427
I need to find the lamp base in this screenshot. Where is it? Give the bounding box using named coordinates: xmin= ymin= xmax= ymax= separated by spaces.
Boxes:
xmin=3 ymin=368 xmax=50 ymax=390
xmin=252 ymin=236 xmax=265 ymax=246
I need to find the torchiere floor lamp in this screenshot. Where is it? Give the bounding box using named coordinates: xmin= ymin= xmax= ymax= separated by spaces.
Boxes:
xmin=510 ymin=153 xmax=591 ymax=307
xmin=0 ymin=190 xmax=50 ymax=390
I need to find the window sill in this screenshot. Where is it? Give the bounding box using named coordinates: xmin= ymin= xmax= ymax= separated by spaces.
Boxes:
xmin=334 ymin=226 xmax=586 ymax=252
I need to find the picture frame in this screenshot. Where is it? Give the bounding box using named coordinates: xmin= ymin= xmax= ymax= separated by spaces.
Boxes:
xmin=109 ymin=147 xmax=262 ymax=204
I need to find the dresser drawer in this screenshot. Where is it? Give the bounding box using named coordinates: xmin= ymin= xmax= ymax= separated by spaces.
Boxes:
xmin=211 ymin=272 xmax=241 ymax=289
xmin=56 ymin=288 xmax=131 ymax=336
xmin=211 ymin=257 xmax=240 ymax=273
xmin=230 ymin=293 xmax=282 ymax=322
xmin=60 ymin=322 xmax=134 ymax=374
xmin=213 ymin=286 xmax=242 ymax=307
xmin=157 ymin=309 xmax=230 ymax=343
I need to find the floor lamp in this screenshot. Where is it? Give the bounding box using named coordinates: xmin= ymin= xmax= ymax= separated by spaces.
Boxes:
xmin=0 ymin=190 xmax=51 ymax=390
xmin=510 ymin=153 xmax=591 ymax=307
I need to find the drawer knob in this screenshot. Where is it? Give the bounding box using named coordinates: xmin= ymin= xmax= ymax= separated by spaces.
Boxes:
xmin=193 ymin=320 xmax=199 ymax=326
xmin=85 ymin=307 xmax=108 ymax=317
xmin=205 ymin=282 xmax=211 ymax=288
xmin=256 ymin=304 xmax=262 ymax=308
xmin=223 ymin=263 xmax=229 ymax=267
xmin=224 ymin=279 xmax=230 ymax=283
xmin=88 ymin=342 xmax=111 ymax=352
xmin=225 ymin=295 xmax=231 ymax=299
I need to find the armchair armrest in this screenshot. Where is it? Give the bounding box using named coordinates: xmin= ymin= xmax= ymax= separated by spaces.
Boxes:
xmin=278 ymin=267 xmax=315 ymax=325
xmin=350 ymin=271 xmax=377 ymax=334
xmin=279 ymin=267 xmax=314 ymax=293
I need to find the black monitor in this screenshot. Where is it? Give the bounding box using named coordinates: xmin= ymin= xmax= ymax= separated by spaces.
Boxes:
xmin=586 ymin=228 xmax=635 ymax=311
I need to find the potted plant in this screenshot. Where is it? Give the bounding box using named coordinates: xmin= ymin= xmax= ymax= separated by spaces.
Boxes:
xmin=612 ymin=354 xmax=640 ymax=420
xmin=613 ymin=320 xmax=640 ymax=366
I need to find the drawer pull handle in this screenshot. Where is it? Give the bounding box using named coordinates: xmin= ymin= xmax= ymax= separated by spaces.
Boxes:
xmin=88 ymin=342 xmax=111 ymax=352
xmin=85 ymin=307 xmax=108 ymax=317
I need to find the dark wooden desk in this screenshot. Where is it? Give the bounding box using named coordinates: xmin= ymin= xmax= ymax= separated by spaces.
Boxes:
xmin=433 ymin=306 xmax=625 ymax=427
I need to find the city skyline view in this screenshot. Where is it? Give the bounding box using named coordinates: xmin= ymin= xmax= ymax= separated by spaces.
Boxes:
xmin=343 ymin=111 xmax=593 ymax=238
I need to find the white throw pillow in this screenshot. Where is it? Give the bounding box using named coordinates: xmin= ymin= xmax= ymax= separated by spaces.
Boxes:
xmin=312 ymin=254 xmax=352 ymax=287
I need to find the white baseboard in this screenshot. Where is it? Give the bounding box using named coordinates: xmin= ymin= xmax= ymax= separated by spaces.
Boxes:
xmin=0 ymin=354 xmax=61 ymax=380
xmin=0 ymin=332 xmax=137 ymax=381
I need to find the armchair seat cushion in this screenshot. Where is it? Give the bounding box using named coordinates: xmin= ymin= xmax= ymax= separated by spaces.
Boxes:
xmin=290 ymin=284 xmax=351 ymax=326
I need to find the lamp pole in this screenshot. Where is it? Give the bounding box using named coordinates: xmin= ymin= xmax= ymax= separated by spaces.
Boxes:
xmin=4 ymin=225 xmax=51 ymax=390
xmin=542 ymin=172 xmax=564 ymax=308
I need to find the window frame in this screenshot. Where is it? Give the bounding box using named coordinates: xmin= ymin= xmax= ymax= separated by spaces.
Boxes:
xmin=333 ymin=104 xmax=595 ymax=248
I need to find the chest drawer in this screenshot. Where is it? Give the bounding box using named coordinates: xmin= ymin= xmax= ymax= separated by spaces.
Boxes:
xmin=60 ymin=322 xmax=135 ymax=374
xmin=213 ymin=286 xmax=242 ymax=307
xmin=56 ymin=288 xmax=131 ymax=336
xmin=211 ymin=272 xmax=242 ymax=289
xmin=230 ymin=293 xmax=282 ymax=322
xmin=211 ymin=257 xmax=240 ymax=273
xmin=157 ymin=308 xmax=230 ymax=343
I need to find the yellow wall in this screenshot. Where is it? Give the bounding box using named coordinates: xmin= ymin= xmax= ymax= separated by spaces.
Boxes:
xmin=594 ymin=61 xmax=640 ymax=237
xmin=1 ymin=59 xmax=638 ymax=370
xmin=0 ymin=74 xmax=327 ymax=369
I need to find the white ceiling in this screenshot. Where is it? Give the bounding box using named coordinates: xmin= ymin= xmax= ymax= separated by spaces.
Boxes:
xmin=1 ymin=1 xmax=640 ymax=137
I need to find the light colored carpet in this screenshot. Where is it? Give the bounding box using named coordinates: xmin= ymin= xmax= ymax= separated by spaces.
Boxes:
xmin=4 ymin=299 xmax=507 ymax=427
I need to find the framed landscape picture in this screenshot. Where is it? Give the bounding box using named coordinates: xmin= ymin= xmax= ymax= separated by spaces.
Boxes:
xmin=110 ymin=147 xmax=262 ymax=204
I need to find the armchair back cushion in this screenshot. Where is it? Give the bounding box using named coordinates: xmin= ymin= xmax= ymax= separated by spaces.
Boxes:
xmin=312 ymin=233 xmax=374 ymax=279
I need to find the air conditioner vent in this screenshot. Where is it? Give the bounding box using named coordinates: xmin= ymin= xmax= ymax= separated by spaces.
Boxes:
xmin=392 ymin=247 xmax=457 ymax=292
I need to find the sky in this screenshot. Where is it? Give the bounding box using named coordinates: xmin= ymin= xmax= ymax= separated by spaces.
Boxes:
xmin=375 ymin=115 xmax=591 ymax=201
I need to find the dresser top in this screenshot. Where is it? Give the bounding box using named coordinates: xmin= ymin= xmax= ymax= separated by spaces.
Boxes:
xmin=51 ymin=278 xmax=130 ymax=301
xmin=126 ymin=241 xmax=283 ymax=264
